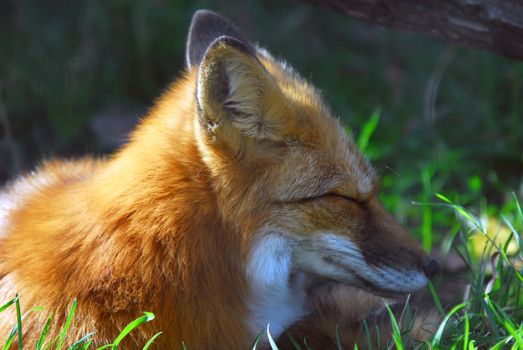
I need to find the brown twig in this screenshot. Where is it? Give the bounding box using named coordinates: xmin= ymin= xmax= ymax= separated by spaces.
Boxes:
xmin=297 ymin=0 xmax=523 ymax=60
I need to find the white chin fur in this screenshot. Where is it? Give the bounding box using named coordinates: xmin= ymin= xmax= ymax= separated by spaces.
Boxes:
xmin=245 ymin=233 xmax=308 ymax=340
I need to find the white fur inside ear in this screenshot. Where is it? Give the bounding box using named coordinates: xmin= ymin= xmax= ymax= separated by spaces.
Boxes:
xmin=196 ymin=64 xmax=209 ymax=117
xmin=245 ymin=232 xmax=308 ymax=340
xmin=224 ymin=59 xmax=273 ymax=138
xmin=225 ymin=61 xmax=262 ymax=115
xmin=196 ymin=48 xmax=279 ymax=141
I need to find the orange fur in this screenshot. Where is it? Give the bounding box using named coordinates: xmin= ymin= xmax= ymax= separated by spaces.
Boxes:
xmin=0 ymin=72 xmax=252 ymax=348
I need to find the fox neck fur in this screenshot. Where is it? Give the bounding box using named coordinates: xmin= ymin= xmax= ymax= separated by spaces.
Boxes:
xmin=1 ymin=69 xmax=255 ymax=348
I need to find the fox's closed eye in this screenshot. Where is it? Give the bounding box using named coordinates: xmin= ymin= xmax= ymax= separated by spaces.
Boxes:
xmin=299 ymin=193 xmax=358 ymax=203
xmin=327 ymin=193 xmax=358 ymax=202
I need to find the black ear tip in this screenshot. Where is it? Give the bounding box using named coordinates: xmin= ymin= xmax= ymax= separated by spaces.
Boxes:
xmin=186 ymin=10 xmax=218 ymax=68
xmin=189 ymin=9 xmax=224 ymax=33
xmin=191 ymin=9 xmax=222 ymax=22
xmin=186 ymin=9 xmax=252 ymax=70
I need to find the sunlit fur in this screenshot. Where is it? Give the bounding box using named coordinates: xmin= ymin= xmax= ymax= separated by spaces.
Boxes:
xmin=0 ymin=22 xmax=430 ymax=348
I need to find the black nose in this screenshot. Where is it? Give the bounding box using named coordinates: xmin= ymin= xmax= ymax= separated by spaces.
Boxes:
xmin=423 ymin=258 xmax=439 ymax=278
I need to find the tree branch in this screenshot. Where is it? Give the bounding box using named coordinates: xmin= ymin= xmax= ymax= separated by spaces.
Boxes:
xmin=299 ymin=0 xmax=523 ymax=60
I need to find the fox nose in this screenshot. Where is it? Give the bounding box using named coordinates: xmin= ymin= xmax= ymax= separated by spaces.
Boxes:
xmin=423 ymin=258 xmax=439 ymax=278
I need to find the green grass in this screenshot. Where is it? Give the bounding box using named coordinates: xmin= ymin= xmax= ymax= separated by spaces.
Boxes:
xmin=0 ymin=299 xmax=159 ymax=349
xmin=430 ymin=195 xmax=523 ymax=349
xmin=381 ymin=195 xmax=523 ymax=349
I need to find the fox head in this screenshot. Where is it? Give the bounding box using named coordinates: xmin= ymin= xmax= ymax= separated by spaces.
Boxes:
xmin=185 ymin=10 xmax=438 ymax=310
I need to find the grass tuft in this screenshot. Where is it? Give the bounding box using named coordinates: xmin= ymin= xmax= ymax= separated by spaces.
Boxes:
xmin=384 ymin=303 xmax=404 ymax=350
xmin=0 ymin=298 xmax=158 ymax=350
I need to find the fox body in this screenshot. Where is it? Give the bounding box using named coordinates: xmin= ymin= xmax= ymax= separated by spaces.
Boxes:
xmin=0 ymin=10 xmax=437 ymax=349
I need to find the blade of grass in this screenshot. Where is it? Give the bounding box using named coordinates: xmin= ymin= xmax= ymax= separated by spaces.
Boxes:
xmin=266 ymin=324 xmax=279 ymax=350
xmin=56 ymin=298 xmax=77 ymax=350
xmin=43 ymin=336 xmax=58 ymax=350
xmin=284 ymin=332 xmax=302 ymax=350
xmin=112 ymin=312 xmax=155 ymax=349
xmin=357 ymin=108 xmax=380 ymax=153
xmin=486 ymin=298 xmax=523 ymax=344
xmin=3 ymin=302 xmax=41 ymax=350
xmin=431 ymin=303 xmax=467 ymax=347
xmin=0 ymin=294 xmax=19 ymax=350
xmin=421 ymin=167 xmax=433 ymax=252
xmin=81 ymin=339 xmax=93 ymax=350
xmin=362 ymin=319 xmax=372 ymax=350
xmin=496 ymin=245 xmax=523 ymax=283
xmin=375 ymin=324 xmax=381 ymax=350
xmin=479 ymin=298 xmax=500 ymax=338
xmin=502 ymin=216 xmax=521 ymax=250
xmin=36 ymin=313 xmax=53 ymax=350
xmin=490 ymin=336 xmax=512 ymax=350
xmin=463 ymin=311 xmax=469 ymax=350
xmin=428 ymin=281 xmax=445 ymax=316
xmin=69 ymin=332 xmax=95 ymax=350
xmin=335 ymin=323 xmax=343 ymax=350
xmin=3 ymin=325 xmax=18 ymax=350
xmin=513 ymin=193 xmax=523 ymax=227
xmin=250 ymin=329 xmax=265 ymax=350
xmin=303 ymin=337 xmax=313 ymax=350
xmin=142 ymin=332 xmax=162 ymax=350
xmin=436 ymin=194 xmax=483 ymax=231
xmin=0 ymin=297 xmax=17 ymax=314
xmin=384 ymin=303 xmax=404 ymax=350
xmin=14 ymin=295 xmax=22 ymax=350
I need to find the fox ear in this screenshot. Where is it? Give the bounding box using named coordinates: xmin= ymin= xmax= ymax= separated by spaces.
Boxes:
xmin=186 ymin=10 xmax=253 ymax=70
xmin=195 ymin=36 xmax=283 ymax=155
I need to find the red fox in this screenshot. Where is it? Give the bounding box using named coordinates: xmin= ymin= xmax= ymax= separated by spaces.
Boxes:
xmin=0 ymin=10 xmax=438 ymax=349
